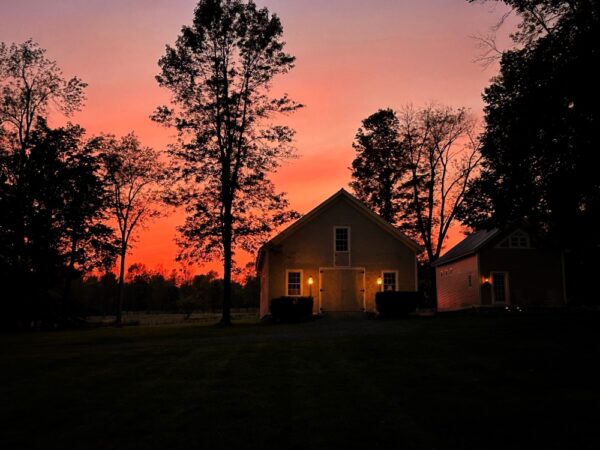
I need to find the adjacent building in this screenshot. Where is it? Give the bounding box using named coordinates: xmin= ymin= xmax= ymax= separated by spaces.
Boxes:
xmin=433 ymin=227 xmax=567 ymax=311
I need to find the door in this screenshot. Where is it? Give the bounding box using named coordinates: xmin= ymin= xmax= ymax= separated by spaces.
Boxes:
xmin=320 ymin=269 xmax=364 ymax=311
xmin=491 ymin=272 xmax=509 ymax=304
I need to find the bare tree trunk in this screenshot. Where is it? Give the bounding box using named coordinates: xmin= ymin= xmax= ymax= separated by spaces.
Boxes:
xmin=62 ymin=271 xmax=73 ymax=309
xmin=62 ymin=236 xmax=78 ymax=318
xmin=14 ymin=142 xmax=27 ymax=279
xmin=116 ymin=246 xmax=126 ymax=326
xmin=220 ymin=203 xmax=233 ymax=326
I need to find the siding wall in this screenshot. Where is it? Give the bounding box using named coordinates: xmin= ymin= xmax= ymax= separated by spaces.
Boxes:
xmin=479 ymin=247 xmax=565 ymax=306
xmin=260 ymin=196 xmax=417 ymax=316
xmin=436 ymin=255 xmax=480 ymax=311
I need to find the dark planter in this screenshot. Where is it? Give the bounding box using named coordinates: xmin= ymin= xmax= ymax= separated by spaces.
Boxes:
xmin=270 ymin=296 xmax=314 ymax=322
xmin=375 ymin=291 xmax=419 ymax=317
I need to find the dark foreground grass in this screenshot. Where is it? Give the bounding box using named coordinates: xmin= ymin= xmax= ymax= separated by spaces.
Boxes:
xmin=2 ymin=312 xmax=599 ymax=450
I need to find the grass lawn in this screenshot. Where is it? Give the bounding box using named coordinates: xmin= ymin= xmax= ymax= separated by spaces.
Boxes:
xmin=2 ymin=312 xmax=599 ymax=450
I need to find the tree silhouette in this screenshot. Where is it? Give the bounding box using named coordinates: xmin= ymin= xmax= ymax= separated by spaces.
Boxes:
xmin=350 ymin=109 xmax=407 ymax=223
xmin=30 ymin=123 xmax=117 ymax=310
xmin=398 ymin=105 xmax=481 ymax=265
xmin=0 ymin=121 xmax=116 ymax=325
xmin=153 ymin=0 xmax=301 ymax=325
xmin=461 ymin=0 xmax=600 ymax=302
xmin=54 ymin=131 xmax=117 ymax=308
xmin=351 ymin=105 xmax=481 ymax=266
xmin=0 ymin=40 xmax=86 ymax=151
xmin=350 ymin=105 xmax=480 ymax=304
xmin=0 ymin=40 xmax=87 ymax=282
xmin=100 ymin=134 xmax=164 ymax=326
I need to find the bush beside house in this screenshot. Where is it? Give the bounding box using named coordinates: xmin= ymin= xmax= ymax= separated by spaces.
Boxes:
xmin=269 ymin=296 xmax=314 ymax=322
xmin=375 ymin=291 xmax=419 ymax=317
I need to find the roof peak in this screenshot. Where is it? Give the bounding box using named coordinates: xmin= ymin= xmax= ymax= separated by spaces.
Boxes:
xmin=262 ymin=188 xmax=420 ymax=250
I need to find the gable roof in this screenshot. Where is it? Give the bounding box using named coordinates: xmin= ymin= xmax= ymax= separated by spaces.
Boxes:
xmin=257 ymin=189 xmax=420 ymax=270
xmin=432 ymin=228 xmax=501 ymax=267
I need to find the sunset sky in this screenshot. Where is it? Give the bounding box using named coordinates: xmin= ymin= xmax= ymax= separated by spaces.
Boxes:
xmin=0 ymin=0 xmax=514 ymax=276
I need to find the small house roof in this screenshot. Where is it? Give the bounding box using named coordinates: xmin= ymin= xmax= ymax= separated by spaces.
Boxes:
xmin=432 ymin=228 xmax=501 ymax=267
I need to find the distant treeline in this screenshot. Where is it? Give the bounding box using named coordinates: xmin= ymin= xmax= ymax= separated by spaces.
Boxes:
xmin=60 ymin=267 xmax=258 ymax=319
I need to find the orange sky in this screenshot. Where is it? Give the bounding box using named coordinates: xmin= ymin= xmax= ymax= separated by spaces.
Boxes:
xmin=1 ymin=0 xmax=515 ymax=276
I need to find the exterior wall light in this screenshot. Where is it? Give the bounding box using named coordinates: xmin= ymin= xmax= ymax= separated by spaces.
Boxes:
xmin=308 ymin=276 xmax=313 ymax=297
xmin=483 ymin=277 xmax=490 ymax=284
xmin=308 ymin=276 xmax=314 ymax=285
xmin=377 ymin=277 xmax=382 ymax=286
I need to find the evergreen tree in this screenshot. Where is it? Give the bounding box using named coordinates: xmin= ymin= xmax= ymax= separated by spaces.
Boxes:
xmin=350 ymin=109 xmax=407 ymax=223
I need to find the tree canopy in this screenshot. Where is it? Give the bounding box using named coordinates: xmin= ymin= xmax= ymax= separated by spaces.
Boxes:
xmin=0 ymin=39 xmax=86 ymax=152
xmin=350 ymin=109 xmax=407 ymax=224
xmin=154 ymin=0 xmax=301 ymax=324
xmin=0 ymin=121 xmax=117 ymax=324
xmin=461 ymin=0 xmax=600 ymax=302
xmin=100 ymin=133 xmax=165 ymax=326
xmin=351 ymin=105 xmax=481 ymax=266
xmin=461 ymin=1 xmax=599 ymax=246
xmin=0 ymin=40 xmax=117 ymax=326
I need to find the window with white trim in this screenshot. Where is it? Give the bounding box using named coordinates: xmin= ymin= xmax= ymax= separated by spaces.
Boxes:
xmin=498 ymin=230 xmax=530 ymax=248
xmin=509 ymin=230 xmax=530 ymax=248
xmin=382 ymin=271 xmax=397 ymax=291
xmin=334 ymin=227 xmax=350 ymax=252
xmin=286 ymin=271 xmax=302 ymax=296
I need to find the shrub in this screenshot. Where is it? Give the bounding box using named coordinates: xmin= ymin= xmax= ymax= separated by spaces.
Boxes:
xmin=270 ymin=296 xmax=314 ymax=322
xmin=375 ymin=291 xmax=419 ymax=317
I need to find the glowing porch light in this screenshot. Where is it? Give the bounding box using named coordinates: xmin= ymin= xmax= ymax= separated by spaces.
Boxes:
xmin=377 ymin=277 xmax=382 ymax=286
xmin=308 ymin=276 xmax=314 ymax=285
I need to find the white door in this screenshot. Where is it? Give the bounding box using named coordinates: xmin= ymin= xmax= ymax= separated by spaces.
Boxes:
xmin=491 ymin=272 xmax=509 ymax=304
xmin=320 ymin=269 xmax=364 ymax=311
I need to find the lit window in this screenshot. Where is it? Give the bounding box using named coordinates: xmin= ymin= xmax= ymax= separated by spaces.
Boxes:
xmin=382 ymin=271 xmax=397 ymax=291
xmin=287 ymin=271 xmax=301 ymax=296
xmin=335 ymin=227 xmax=349 ymax=252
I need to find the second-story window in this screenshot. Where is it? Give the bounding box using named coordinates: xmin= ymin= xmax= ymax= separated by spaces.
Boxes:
xmin=509 ymin=230 xmax=530 ymax=248
xmin=335 ymin=227 xmax=349 ymax=252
